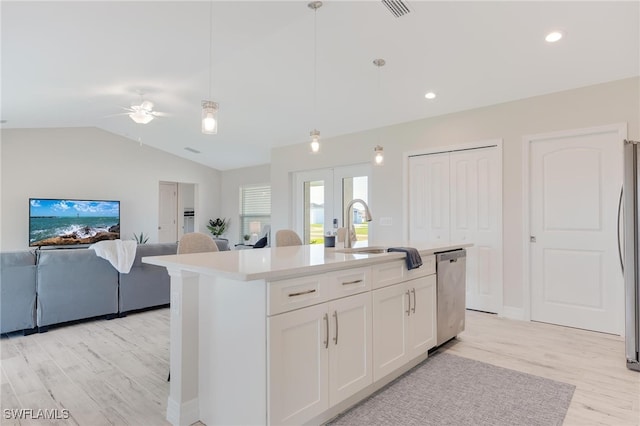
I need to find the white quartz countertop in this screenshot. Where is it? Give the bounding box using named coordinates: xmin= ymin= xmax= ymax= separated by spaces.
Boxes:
xmin=142 ymin=241 xmax=472 ymax=282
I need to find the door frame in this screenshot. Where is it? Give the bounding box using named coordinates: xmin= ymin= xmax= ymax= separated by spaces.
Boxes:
xmin=521 ymin=123 xmax=627 ymax=323
xmin=292 ymin=164 xmax=372 ymax=244
xmin=402 ymin=139 xmax=503 ymax=315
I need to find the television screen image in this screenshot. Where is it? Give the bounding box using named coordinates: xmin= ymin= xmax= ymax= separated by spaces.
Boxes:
xmin=29 ymin=198 xmax=120 ymax=247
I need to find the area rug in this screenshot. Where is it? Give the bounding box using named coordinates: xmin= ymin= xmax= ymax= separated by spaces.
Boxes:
xmin=329 ymin=352 xmax=575 ymax=426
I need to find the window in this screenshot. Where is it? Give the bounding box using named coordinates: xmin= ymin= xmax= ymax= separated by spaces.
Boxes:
xmin=240 ymin=184 xmax=271 ymax=242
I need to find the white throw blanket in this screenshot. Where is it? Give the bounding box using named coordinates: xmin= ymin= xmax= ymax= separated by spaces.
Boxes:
xmin=90 ymin=240 xmax=137 ymax=274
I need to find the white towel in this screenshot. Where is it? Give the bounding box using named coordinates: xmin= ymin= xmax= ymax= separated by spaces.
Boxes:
xmin=90 ymin=240 xmax=137 ymax=274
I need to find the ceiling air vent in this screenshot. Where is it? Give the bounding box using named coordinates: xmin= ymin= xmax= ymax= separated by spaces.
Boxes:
xmin=381 ymin=0 xmax=411 ymax=18
xmin=184 ymin=147 xmax=201 ymax=154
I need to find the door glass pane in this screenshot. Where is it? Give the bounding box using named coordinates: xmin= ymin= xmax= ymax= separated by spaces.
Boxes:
xmin=342 ymin=176 xmax=369 ymax=242
xmin=304 ymin=180 xmax=325 ymax=244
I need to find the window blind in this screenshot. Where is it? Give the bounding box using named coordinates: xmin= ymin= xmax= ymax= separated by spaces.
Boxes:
xmin=240 ymin=185 xmax=271 ymax=241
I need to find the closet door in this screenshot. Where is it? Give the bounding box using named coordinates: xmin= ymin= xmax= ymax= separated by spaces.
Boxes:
xmin=408 ymin=153 xmax=450 ymax=243
xmin=409 ymin=145 xmax=502 ymax=314
xmin=450 ymin=148 xmax=501 ymax=313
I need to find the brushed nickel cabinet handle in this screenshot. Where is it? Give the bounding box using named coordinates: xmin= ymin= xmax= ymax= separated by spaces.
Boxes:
xmin=411 ymin=288 xmax=416 ymax=314
xmin=333 ymin=311 xmax=338 ymax=345
xmin=406 ymin=290 xmax=411 ymax=316
xmin=288 ymin=289 xmax=316 ymax=298
xmin=323 ymin=313 xmax=329 ymax=349
xmin=342 ymin=279 xmax=363 ymax=286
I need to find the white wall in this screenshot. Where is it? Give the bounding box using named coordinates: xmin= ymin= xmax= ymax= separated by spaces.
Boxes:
xmin=271 ymin=77 xmax=640 ymax=313
xmin=1 ymin=127 xmax=221 ymax=250
xmin=220 ymin=164 xmax=270 ymax=246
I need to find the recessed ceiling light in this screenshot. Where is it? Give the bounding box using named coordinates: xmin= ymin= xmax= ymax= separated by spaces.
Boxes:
xmin=545 ymin=31 xmax=563 ymax=43
xmin=425 ymin=92 xmax=436 ymax=100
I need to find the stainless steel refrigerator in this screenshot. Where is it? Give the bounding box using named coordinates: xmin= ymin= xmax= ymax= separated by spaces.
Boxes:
xmin=623 ymin=139 xmax=640 ymax=371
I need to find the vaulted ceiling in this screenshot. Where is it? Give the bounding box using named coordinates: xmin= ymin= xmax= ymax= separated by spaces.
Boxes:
xmin=2 ymin=1 xmax=638 ymax=170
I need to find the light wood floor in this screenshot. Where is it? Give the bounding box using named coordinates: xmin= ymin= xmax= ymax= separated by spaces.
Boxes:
xmin=1 ymin=309 xmax=638 ymax=425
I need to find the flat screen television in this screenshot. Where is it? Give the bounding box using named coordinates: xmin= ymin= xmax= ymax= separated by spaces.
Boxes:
xmin=29 ymin=198 xmax=120 ymax=247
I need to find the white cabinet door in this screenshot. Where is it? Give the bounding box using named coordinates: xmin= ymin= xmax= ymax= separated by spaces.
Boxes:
xmin=372 ymin=283 xmax=410 ymax=381
xmin=373 ymin=276 xmax=437 ymax=381
xmin=328 ymin=292 xmax=373 ymax=406
xmin=269 ymin=291 xmax=373 ymax=424
xmin=268 ymin=303 xmax=329 ymax=425
xmin=406 ymin=275 xmax=437 ymax=359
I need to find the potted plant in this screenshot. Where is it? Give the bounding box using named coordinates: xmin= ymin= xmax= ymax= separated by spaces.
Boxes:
xmin=243 ymin=234 xmax=250 ymax=243
xmin=207 ymin=218 xmax=229 ymax=239
xmin=132 ymin=232 xmax=149 ymax=244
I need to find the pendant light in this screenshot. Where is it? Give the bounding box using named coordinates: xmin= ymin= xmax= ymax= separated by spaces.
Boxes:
xmin=374 ymin=145 xmax=384 ymax=165
xmin=373 ymin=58 xmax=385 ymax=166
xmin=202 ymin=1 xmax=219 ymax=135
xmin=308 ymin=1 xmax=322 ymax=153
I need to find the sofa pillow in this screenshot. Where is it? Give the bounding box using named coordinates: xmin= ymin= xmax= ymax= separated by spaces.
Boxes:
xmin=253 ymin=236 xmax=268 ymax=248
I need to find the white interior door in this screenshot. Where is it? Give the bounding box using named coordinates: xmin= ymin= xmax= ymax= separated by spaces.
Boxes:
xmin=158 ymin=181 xmax=177 ymax=243
xmin=450 ymin=148 xmax=501 ymax=312
xmin=529 ymin=126 xmax=624 ymax=334
xmin=408 ymin=144 xmax=502 ymax=314
xmin=408 ymin=153 xmax=450 ymax=243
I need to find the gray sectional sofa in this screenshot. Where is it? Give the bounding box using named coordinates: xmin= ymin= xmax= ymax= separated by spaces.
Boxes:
xmin=1 ymin=251 xmax=38 ymax=334
xmin=0 ymin=242 xmax=178 ymax=334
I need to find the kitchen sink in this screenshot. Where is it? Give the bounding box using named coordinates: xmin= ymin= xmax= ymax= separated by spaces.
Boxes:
xmin=335 ymin=246 xmax=388 ymax=254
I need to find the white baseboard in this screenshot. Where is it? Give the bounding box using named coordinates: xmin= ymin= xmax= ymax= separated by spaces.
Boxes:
xmin=166 ymin=396 xmax=199 ymax=426
xmin=499 ymin=306 xmax=525 ymax=321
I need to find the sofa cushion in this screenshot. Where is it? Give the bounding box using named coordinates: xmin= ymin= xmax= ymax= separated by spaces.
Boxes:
xmin=37 ymin=248 xmax=118 ymax=327
xmin=0 ymin=251 xmax=37 ymax=333
xmin=118 ymin=243 xmax=177 ymax=313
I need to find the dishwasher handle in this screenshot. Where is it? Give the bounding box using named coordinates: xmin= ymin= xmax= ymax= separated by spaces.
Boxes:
xmin=436 ymin=249 xmax=466 ymax=263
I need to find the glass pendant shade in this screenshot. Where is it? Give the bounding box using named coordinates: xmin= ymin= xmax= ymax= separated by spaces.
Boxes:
xmin=310 ymin=129 xmax=320 ymax=153
xmin=374 ymin=145 xmax=384 ymax=165
xmin=201 ymin=100 xmax=219 ymax=134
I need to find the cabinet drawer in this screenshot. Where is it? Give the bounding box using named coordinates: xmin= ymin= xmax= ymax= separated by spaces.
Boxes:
xmin=327 ymin=266 xmax=371 ymax=299
xmin=268 ymin=274 xmax=329 ymax=315
xmin=372 ymin=255 xmax=436 ymax=290
xmin=406 ymin=254 xmax=436 ymax=280
xmin=372 ymin=261 xmax=405 ymax=290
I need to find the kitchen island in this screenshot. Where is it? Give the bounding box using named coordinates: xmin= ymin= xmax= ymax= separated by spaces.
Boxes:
xmin=143 ymin=242 xmax=470 ymax=426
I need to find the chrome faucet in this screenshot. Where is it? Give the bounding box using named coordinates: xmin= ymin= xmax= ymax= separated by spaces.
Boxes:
xmin=344 ymin=199 xmax=373 ymax=249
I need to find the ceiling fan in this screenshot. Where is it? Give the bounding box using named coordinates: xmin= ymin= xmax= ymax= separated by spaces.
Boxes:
xmin=120 ymin=94 xmax=167 ymax=124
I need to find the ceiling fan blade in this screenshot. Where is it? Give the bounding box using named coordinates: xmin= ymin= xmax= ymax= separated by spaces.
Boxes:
xmin=103 ymin=112 xmax=131 ymax=118
xmin=152 ymin=111 xmax=169 ymax=117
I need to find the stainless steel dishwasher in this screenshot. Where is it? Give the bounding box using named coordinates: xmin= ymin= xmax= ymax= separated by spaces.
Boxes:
xmin=436 ymin=249 xmax=466 ymax=346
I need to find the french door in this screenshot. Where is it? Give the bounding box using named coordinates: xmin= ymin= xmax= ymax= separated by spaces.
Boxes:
xmin=294 ymin=164 xmax=371 ymax=244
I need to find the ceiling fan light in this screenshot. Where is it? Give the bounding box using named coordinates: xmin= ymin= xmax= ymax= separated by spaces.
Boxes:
xmin=202 ymin=100 xmax=219 ymax=134
xmin=140 ymin=100 xmax=154 ymax=111
xmin=129 ymin=110 xmax=154 ymax=124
